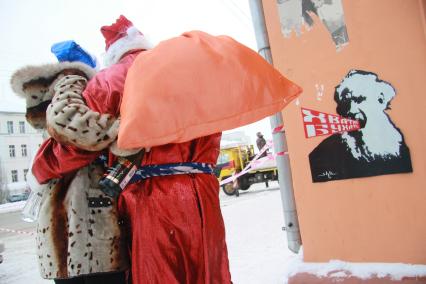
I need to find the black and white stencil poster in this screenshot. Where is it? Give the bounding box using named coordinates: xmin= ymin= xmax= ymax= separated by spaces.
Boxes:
xmin=304 ymin=70 xmax=413 ymax=182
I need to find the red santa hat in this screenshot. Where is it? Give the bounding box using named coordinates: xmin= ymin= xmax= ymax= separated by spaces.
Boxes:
xmin=101 ymin=15 xmax=153 ymax=67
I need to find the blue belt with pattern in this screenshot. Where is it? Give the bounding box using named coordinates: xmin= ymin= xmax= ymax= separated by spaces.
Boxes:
xmin=128 ymin=162 xmax=214 ymax=184
xmin=95 ymin=155 xmax=213 ymax=184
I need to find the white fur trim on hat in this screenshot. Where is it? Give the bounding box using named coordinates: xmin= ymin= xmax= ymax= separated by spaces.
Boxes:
xmin=11 ymin=61 xmax=96 ymax=98
xmin=103 ymin=27 xmax=153 ymax=67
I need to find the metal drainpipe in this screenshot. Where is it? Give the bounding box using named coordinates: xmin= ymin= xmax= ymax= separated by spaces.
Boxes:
xmin=248 ymin=0 xmax=302 ymax=253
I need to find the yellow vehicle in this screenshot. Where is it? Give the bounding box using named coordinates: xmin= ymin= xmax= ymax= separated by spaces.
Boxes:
xmin=214 ymin=144 xmax=278 ymax=196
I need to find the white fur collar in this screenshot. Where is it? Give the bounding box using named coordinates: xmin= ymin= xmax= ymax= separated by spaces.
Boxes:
xmin=103 ymin=27 xmax=153 ymax=67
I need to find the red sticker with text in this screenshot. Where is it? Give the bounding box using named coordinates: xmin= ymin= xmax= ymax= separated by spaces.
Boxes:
xmin=301 ymin=107 xmax=360 ymax=138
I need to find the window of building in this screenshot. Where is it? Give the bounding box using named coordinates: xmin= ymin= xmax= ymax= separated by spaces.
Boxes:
xmin=9 ymin=145 xmax=15 ymax=158
xmin=23 ymin=169 xmax=29 ymax=181
xmin=21 ymin=144 xmax=27 ymax=157
xmin=7 ymin=121 xmax=13 ymax=134
xmin=11 ymin=170 xmax=18 ymax=182
xmin=19 ymin=121 xmax=25 ymax=133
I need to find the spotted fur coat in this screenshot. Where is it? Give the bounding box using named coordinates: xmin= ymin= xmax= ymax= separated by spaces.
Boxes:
xmin=35 ymin=163 xmax=129 ymax=279
xmin=10 ymin=61 xmax=130 ymax=279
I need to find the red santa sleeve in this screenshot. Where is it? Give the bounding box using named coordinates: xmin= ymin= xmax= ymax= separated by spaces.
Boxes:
xmin=32 ymin=138 xmax=101 ymax=184
xmin=82 ymin=72 xmax=122 ymax=116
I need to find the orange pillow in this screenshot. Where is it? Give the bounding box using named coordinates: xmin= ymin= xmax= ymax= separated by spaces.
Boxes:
xmin=118 ymin=31 xmax=302 ymax=149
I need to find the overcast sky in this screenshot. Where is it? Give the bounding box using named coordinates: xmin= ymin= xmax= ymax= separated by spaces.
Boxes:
xmin=0 ymin=0 xmax=272 ymax=143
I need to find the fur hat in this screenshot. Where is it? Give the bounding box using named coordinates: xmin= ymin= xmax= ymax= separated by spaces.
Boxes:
xmin=10 ymin=49 xmax=96 ymax=129
xmin=11 ymin=61 xmax=95 ymax=101
xmin=101 ymin=15 xmax=153 ymax=67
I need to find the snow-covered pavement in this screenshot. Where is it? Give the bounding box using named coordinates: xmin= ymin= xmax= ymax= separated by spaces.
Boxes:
xmin=221 ymin=183 xmax=295 ymax=283
xmin=0 ymin=182 xmax=296 ymax=283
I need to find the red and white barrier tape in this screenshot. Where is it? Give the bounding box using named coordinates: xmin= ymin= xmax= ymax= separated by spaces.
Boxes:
xmin=219 ymin=140 xmax=288 ymax=186
xmin=272 ymin=125 xmax=284 ymax=134
xmin=0 ymin=227 xmax=35 ymax=236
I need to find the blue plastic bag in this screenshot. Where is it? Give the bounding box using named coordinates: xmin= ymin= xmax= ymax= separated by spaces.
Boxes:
xmin=51 ymin=40 xmax=97 ymax=68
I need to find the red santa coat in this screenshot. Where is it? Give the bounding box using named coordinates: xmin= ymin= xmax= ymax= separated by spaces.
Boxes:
xmin=33 ymin=50 xmax=232 ymax=284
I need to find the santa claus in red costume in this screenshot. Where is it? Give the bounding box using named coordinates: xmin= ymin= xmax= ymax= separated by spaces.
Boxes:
xmin=32 ymin=15 xmax=232 ymax=284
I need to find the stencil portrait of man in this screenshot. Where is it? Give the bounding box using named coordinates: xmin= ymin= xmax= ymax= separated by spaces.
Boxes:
xmin=309 ymin=70 xmax=413 ymax=182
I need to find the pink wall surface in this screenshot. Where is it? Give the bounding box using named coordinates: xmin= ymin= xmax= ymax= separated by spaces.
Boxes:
xmin=263 ymin=0 xmax=426 ymax=263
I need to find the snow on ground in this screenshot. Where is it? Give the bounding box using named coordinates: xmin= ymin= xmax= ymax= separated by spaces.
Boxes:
xmin=0 ymin=233 xmax=50 ymax=284
xmin=0 ymin=201 xmax=26 ymax=214
xmin=0 ymin=182 xmax=298 ymax=283
xmin=1 ymin=182 xmax=425 ymax=283
xmin=221 ymin=183 xmax=296 ymax=283
xmin=286 ymin=250 xmax=426 ymax=281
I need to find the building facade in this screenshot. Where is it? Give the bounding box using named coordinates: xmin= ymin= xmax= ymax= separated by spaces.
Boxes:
xmin=261 ymin=0 xmax=426 ymax=281
xmin=221 ymin=130 xmax=252 ymax=148
xmin=0 ymin=111 xmax=42 ymax=193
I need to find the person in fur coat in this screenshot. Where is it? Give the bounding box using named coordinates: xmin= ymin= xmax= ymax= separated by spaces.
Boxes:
xmin=10 ymin=41 xmax=129 ymax=283
xmin=30 ymin=15 xmax=232 ymax=284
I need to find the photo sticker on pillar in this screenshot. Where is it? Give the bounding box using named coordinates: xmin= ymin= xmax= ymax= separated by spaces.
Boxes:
xmin=276 ymin=0 xmax=349 ymax=49
xmin=305 ymin=70 xmax=413 ymax=182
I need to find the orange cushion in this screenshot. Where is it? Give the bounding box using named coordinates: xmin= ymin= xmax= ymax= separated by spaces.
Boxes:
xmin=118 ymin=31 xmax=302 ymax=149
